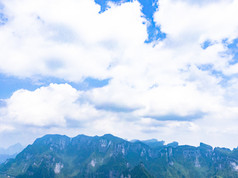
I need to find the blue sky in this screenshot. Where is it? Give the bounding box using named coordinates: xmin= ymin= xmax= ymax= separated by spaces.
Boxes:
xmin=0 ymin=0 xmax=238 ymax=148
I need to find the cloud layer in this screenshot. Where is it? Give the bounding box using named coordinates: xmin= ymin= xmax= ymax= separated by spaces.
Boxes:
xmin=0 ymin=0 xmax=238 ymax=148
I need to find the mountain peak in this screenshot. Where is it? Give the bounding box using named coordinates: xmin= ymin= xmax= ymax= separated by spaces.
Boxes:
xmin=199 ymin=142 xmax=213 ymax=150
xmin=101 ymin=134 xmax=124 ymax=141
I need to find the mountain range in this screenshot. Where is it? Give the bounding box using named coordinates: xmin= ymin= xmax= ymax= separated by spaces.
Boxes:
xmin=0 ymin=143 xmax=24 ymax=164
xmin=1 ymin=134 xmax=238 ymax=177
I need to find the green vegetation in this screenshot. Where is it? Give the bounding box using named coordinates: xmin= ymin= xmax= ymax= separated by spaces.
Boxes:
xmin=1 ymin=134 xmax=238 ymax=177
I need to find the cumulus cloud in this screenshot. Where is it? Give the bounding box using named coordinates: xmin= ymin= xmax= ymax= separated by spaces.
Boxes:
xmin=155 ymin=0 xmax=238 ymax=42
xmin=0 ymin=83 xmax=112 ymax=127
xmin=0 ymin=0 xmax=238 ymax=148
xmin=0 ymin=0 xmax=146 ymax=81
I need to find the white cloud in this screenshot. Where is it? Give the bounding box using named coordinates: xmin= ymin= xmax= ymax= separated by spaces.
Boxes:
xmin=0 ymin=124 xmax=14 ymax=133
xmin=155 ymin=0 xmax=238 ymax=42
xmin=0 ymin=0 xmax=146 ymax=81
xmin=0 ymin=0 xmax=238 ymax=148
xmin=1 ymin=83 xmax=105 ymax=127
xmin=1 ymin=82 xmax=238 ymax=148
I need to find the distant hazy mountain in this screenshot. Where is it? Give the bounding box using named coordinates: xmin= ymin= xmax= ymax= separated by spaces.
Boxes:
xmin=0 ymin=143 xmax=24 ymax=164
xmin=0 ymin=143 xmax=23 ymax=155
xmin=140 ymin=139 xmax=165 ymax=149
xmin=1 ymin=134 xmax=238 ymax=177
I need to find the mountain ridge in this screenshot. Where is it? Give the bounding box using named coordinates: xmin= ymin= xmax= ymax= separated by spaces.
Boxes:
xmin=1 ymin=134 xmax=238 ymax=177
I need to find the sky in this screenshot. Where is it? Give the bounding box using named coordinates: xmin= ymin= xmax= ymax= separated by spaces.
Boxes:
xmin=0 ymin=0 xmax=238 ymax=149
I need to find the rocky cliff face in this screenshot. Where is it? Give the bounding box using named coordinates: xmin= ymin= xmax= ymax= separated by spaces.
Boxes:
xmin=1 ymin=134 xmax=238 ymax=178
